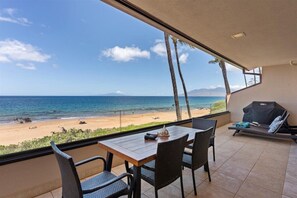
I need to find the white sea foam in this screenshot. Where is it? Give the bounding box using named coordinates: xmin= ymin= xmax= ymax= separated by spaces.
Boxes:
xmin=60 ymin=117 xmax=80 ymax=120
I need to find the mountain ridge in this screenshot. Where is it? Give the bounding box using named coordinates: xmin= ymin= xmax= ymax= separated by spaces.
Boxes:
xmin=186 ymin=87 xmax=226 ymax=97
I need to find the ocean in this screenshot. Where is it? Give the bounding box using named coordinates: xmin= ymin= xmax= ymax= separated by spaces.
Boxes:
xmin=0 ymin=96 xmax=224 ymax=124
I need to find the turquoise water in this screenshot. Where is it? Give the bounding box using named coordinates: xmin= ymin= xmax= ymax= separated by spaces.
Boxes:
xmin=0 ymin=96 xmax=224 ymax=123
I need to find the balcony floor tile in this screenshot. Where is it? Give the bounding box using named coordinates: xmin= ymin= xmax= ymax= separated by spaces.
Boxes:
xmin=33 ymin=123 xmax=296 ymax=198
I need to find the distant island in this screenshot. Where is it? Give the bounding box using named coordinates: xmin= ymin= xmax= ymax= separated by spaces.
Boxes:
xmin=100 ymin=92 xmax=127 ymax=96
xmin=100 ymin=87 xmax=227 ymax=97
xmin=186 ymin=87 xmax=226 ymax=97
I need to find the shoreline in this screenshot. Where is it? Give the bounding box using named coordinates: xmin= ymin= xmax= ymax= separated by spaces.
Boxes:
xmin=0 ymin=107 xmax=211 ymax=125
xmin=0 ymin=108 xmax=210 ymax=146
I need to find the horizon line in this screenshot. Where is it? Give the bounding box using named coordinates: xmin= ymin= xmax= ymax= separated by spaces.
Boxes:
xmin=0 ymin=95 xmax=225 ymax=97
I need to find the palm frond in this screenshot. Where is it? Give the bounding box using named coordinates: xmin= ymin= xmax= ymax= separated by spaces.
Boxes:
xmin=170 ymin=36 xmax=178 ymax=44
xmin=208 ymin=57 xmax=220 ymax=64
xmin=178 ymin=39 xmax=195 ymax=49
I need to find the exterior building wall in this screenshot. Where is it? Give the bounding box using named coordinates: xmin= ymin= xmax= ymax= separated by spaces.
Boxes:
xmin=228 ymin=64 xmax=297 ymax=125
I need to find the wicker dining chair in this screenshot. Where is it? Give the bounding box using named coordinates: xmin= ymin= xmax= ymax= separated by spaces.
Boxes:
xmin=51 ymin=141 xmax=133 ymax=198
xmin=182 ymin=127 xmax=213 ymax=195
xmin=187 ymin=118 xmax=217 ymax=161
xmin=126 ymin=134 xmax=189 ymax=198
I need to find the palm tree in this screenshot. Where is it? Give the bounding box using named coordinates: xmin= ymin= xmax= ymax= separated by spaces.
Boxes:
xmin=171 ymin=36 xmax=191 ymax=118
xmin=209 ymin=58 xmax=231 ymax=104
xmin=164 ymin=32 xmax=181 ymax=121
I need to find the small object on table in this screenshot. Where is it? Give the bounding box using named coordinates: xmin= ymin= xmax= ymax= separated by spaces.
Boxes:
xmin=158 ymin=125 xmax=170 ymax=137
xmin=144 ymin=133 xmax=158 ymax=140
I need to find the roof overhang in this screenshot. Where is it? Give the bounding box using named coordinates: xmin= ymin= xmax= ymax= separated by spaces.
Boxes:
xmin=102 ymin=0 xmax=297 ymax=70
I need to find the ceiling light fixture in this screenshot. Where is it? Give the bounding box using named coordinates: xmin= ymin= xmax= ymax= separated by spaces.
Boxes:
xmin=231 ymin=32 xmax=246 ymax=39
xmin=290 ymin=60 xmax=297 ymax=66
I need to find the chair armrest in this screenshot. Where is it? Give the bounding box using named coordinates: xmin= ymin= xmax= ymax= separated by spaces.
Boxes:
xmin=82 ymin=172 xmax=133 ymax=194
xmin=186 ymin=143 xmax=193 ymax=149
xmin=75 ymin=156 xmax=106 ymax=170
xmin=125 ymin=161 xmax=132 ymax=173
xmin=142 ymin=164 xmax=155 ymax=171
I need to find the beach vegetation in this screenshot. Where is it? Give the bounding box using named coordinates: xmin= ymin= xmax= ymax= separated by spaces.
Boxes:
xmin=210 ymin=100 xmax=226 ymax=114
xmin=0 ymin=121 xmax=168 ymax=156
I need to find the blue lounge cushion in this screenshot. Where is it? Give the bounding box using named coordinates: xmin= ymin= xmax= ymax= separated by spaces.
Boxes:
xmin=269 ymin=116 xmax=282 ymax=128
xmin=268 ymin=120 xmax=282 ymax=133
xmin=235 ymin=122 xmax=250 ymax=128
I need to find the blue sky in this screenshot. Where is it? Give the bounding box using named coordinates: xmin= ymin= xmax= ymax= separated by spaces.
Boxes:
xmin=0 ymin=0 xmax=246 ymax=96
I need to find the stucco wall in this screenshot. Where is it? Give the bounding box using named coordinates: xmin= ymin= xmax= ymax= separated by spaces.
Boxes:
xmin=180 ymin=112 xmax=230 ymax=129
xmin=228 ymin=64 xmax=297 ymax=124
xmin=0 ymin=145 xmax=124 ymax=198
xmin=207 ymin=112 xmax=231 ymax=128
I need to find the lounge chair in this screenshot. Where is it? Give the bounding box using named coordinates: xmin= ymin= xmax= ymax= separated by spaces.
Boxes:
xmin=242 ymin=101 xmax=287 ymax=125
xmin=278 ymin=112 xmax=297 ymax=135
xmin=229 ymin=113 xmax=297 ymax=143
xmin=240 ymin=101 xmax=297 ymax=135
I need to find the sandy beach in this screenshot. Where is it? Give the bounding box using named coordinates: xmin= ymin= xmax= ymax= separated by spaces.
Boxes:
xmin=0 ymin=109 xmax=209 ymax=146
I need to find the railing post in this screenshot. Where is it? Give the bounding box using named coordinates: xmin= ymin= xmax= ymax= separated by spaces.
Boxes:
xmin=180 ymin=106 xmax=182 ymax=120
xmin=120 ymin=110 xmax=122 ymax=132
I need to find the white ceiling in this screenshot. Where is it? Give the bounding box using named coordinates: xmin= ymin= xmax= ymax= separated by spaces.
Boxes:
xmin=103 ymin=0 xmax=297 ymax=70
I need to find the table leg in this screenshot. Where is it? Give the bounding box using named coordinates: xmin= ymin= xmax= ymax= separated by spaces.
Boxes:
xmin=106 ymin=152 xmax=113 ymax=171
xmin=133 ymin=165 xmax=141 ymax=198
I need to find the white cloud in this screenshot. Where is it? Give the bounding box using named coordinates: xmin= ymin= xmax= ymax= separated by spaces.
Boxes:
xmin=0 ymin=16 xmax=32 ymax=26
xmin=16 ymin=63 xmax=36 ymax=70
xmin=179 ymin=53 xmax=189 ymax=64
xmin=151 ymin=40 xmax=167 ymax=57
xmin=210 ymin=84 xmax=245 ymax=90
xmin=225 ymin=63 xmax=240 ymax=72
xmin=4 ymin=8 xmax=16 ymax=16
xmin=209 ymin=85 xmax=224 ymax=89
xmin=0 ymin=55 xmax=10 ymax=62
xmin=0 ymin=39 xmax=50 ymax=70
xmin=0 ymin=8 xmax=32 ymax=26
xmin=116 ymin=90 xmax=123 ymax=94
xmin=151 ymin=39 xmax=191 ymax=59
xmin=154 ymin=39 xmax=163 ymax=43
xmin=0 ymin=39 xmax=50 ymax=63
xmin=102 ymin=46 xmax=150 ymax=62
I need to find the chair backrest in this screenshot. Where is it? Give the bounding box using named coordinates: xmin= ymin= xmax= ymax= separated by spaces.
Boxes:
xmin=281 ymin=110 xmax=288 ymax=120
xmin=154 ymin=134 xmax=189 ymax=190
xmin=274 ymin=113 xmax=290 ymax=134
xmin=192 ymin=118 xmax=217 ymax=144
xmin=191 ymin=128 xmax=213 ymax=170
xmin=280 ymin=111 xmax=289 ymax=127
xmin=51 ymin=141 xmax=82 ymax=198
